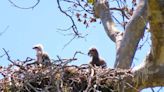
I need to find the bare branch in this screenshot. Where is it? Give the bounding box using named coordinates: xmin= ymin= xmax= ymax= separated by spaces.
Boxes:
xmin=62 ymin=35 xmax=77 ymax=49
xmin=0 ymin=25 xmax=9 ymax=36
xmin=137 ymin=31 xmax=151 ymax=50
xmin=2 ymin=48 xmax=16 ymax=64
xmin=157 ymin=87 xmax=163 ymax=92
xmin=151 ymin=88 xmax=155 ymax=92
xmin=8 ymin=0 xmax=40 ymax=9
xmin=110 ymin=7 xmax=130 ymax=20
xmin=0 ymin=50 xmax=9 ymax=58
xmin=2 ymin=48 xmax=26 ymax=70
xmin=73 ymin=51 xmax=87 ymax=58
xmin=57 ymin=0 xmax=90 ymax=48
xmin=57 ymin=0 xmax=80 ymax=36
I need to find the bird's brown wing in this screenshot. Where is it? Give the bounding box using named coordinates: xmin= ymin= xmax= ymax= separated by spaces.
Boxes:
xmin=42 ymin=53 xmax=51 ymax=66
xmin=99 ymin=59 xmax=107 ymax=68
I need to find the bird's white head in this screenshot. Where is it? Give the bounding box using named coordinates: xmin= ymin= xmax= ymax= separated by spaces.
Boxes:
xmin=32 ymin=44 xmax=44 ymax=51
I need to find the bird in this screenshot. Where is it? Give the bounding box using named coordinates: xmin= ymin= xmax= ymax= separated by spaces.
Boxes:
xmin=32 ymin=44 xmax=51 ymax=67
xmin=88 ymin=47 xmax=107 ymax=68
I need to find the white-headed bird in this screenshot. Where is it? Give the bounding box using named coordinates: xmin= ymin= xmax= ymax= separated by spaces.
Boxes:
xmin=88 ymin=48 xmax=107 ymax=68
xmin=33 ymin=44 xmax=51 ymax=67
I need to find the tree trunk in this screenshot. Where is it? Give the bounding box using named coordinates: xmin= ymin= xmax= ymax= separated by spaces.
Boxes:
xmin=94 ymin=0 xmax=164 ymax=91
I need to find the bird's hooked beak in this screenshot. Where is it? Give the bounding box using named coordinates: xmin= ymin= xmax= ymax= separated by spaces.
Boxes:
xmin=32 ymin=47 xmax=38 ymax=49
xmin=88 ymin=48 xmax=98 ymax=57
xmin=88 ymin=51 xmax=92 ymax=57
xmin=88 ymin=52 xmax=90 ymax=56
xmin=32 ymin=47 xmax=40 ymax=51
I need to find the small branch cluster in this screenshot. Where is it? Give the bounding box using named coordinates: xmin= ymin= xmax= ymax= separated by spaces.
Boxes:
xmin=57 ymin=0 xmax=92 ymax=48
xmin=109 ymin=0 xmax=137 ymax=29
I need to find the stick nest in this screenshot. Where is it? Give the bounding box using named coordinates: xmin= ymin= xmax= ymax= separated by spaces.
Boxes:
xmin=0 ymin=59 xmax=133 ymax=92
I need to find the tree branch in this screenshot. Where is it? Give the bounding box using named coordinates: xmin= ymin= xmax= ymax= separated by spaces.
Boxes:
xmin=94 ymin=0 xmax=121 ymax=42
xmin=114 ymin=0 xmax=148 ymax=69
xmin=117 ymin=0 xmax=164 ymax=90
xmin=57 ymin=0 xmax=80 ymax=36
xmin=8 ymin=0 xmax=40 ymax=9
xmin=0 ymin=25 xmax=9 ymax=36
xmin=132 ymin=52 xmax=164 ymax=91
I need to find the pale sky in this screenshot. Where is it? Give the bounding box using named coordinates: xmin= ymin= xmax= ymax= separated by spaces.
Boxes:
xmin=0 ymin=0 xmax=161 ymax=92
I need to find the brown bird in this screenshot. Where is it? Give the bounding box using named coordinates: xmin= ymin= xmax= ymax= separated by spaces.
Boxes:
xmin=33 ymin=44 xmax=51 ymax=67
xmin=88 ymin=48 xmax=107 ymax=68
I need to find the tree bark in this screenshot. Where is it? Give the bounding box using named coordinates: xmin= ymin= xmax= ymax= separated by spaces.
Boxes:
xmin=94 ymin=0 xmax=121 ymax=43
xmin=94 ymin=0 xmax=164 ymax=91
xmin=126 ymin=0 xmax=164 ymax=91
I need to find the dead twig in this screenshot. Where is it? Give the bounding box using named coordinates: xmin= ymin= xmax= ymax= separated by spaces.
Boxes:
xmin=0 ymin=25 xmax=9 ymax=36
xmin=8 ymin=0 xmax=40 ymax=9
